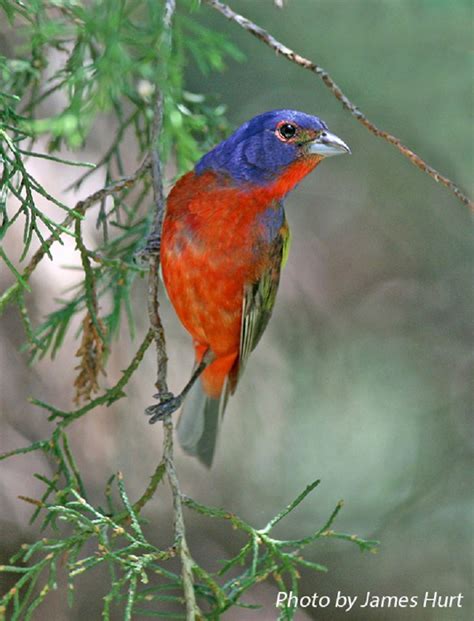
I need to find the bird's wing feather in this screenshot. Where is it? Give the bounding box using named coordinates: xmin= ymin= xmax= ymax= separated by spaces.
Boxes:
xmin=237 ymin=217 xmax=290 ymax=382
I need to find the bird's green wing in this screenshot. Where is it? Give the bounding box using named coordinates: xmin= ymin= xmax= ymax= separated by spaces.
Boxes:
xmin=237 ymin=217 xmax=291 ymax=385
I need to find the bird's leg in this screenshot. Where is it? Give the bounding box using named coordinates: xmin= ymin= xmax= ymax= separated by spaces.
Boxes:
xmin=145 ymin=349 xmax=215 ymax=424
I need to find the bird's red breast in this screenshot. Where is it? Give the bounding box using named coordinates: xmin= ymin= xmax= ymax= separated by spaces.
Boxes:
xmin=161 ymin=158 xmax=320 ymax=397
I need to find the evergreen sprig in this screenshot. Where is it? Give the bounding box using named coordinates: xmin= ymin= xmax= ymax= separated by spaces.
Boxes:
xmin=0 ymin=454 xmax=377 ymax=620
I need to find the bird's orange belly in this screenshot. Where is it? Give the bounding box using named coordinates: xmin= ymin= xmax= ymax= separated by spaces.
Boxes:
xmin=162 ymin=241 xmax=250 ymax=357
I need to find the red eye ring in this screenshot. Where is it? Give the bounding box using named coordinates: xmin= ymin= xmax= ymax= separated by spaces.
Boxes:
xmin=276 ymin=121 xmax=297 ymax=141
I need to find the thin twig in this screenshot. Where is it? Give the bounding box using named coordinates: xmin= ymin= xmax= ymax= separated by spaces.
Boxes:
xmin=145 ymin=1 xmax=199 ymax=619
xmin=132 ymin=461 xmax=166 ymax=514
xmin=205 ymin=0 xmax=473 ymax=211
xmin=163 ymin=417 xmax=199 ymax=620
xmin=29 ymin=328 xmax=155 ymax=427
xmin=147 ymin=90 xmax=169 ymax=395
xmin=0 ymin=159 xmax=151 ymax=315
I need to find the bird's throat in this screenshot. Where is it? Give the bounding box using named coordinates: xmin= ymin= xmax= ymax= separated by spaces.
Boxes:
xmin=256 ymin=156 xmax=322 ymax=201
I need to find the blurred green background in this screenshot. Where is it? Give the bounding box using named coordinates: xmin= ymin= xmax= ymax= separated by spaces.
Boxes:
xmin=1 ymin=1 xmax=472 ymax=619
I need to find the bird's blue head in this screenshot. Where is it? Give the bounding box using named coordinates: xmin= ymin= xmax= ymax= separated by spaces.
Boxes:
xmin=195 ymin=109 xmax=350 ymax=186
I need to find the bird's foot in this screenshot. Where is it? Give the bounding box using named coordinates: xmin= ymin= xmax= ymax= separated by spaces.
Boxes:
xmin=145 ymin=391 xmax=183 ymax=424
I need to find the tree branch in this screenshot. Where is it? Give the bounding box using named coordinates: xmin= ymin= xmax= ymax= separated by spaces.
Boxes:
xmin=205 ymin=0 xmax=473 ymax=211
xmin=144 ymin=1 xmax=200 ymax=619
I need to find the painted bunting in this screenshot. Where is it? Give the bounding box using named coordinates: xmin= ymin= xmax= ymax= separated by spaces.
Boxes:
xmin=148 ymin=110 xmax=350 ymax=466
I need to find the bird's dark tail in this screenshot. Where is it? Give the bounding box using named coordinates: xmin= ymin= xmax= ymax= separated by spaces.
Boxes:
xmin=177 ymin=350 xmax=238 ymax=467
xmin=177 ymin=375 xmax=230 ymax=467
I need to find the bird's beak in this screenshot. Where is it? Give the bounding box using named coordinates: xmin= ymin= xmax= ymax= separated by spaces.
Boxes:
xmin=307 ymin=131 xmax=351 ymax=157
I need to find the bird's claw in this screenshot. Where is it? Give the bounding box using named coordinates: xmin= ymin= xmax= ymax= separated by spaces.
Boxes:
xmin=145 ymin=391 xmax=183 ymax=424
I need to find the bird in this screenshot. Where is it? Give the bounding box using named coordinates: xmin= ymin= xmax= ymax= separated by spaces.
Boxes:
xmin=147 ymin=109 xmax=350 ymax=466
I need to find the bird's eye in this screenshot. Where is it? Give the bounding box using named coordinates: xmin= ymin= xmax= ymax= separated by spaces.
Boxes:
xmin=277 ymin=123 xmax=297 ymax=141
